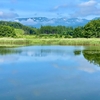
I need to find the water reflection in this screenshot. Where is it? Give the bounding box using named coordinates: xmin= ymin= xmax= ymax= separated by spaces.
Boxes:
xmin=74 ymin=46 xmax=100 ymax=66
xmin=0 ymin=47 xmax=21 ymax=55
xmin=0 ymin=46 xmax=100 ymax=67
xmin=74 ymin=50 xmax=81 ymax=56
xmin=0 ymin=46 xmax=100 ymax=100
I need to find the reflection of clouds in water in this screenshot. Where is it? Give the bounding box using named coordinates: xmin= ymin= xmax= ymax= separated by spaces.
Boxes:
xmin=67 ymin=55 xmax=100 ymax=73
xmin=27 ymin=51 xmax=35 ymax=56
xmin=0 ymin=56 xmax=19 ymax=63
xmin=79 ymin=66 xmax=97 ymax=73
xmin=52 ymin=56 xmax=78 ymax=70
xmin=76 ymin=57 xmax=100 ymax=73
xmin=0 ymin=51 xmax=73 ymax=63
xmin=0 ymin=46 xmax=77 ymax=63
xmin=19 ymin=46 xmax=75 ymax=62
xmin=78 ymin=62 xmax=100 ymax=73
xmin=52 ymin=55 xmax=100 ymax=74
xmin=53 ymin=64 xmax=69 ymax=70
xmin=52 ymin=63 xmax=82 ymax=81
xmin=18 ymin=54 xmax=72 ymax=62
xmin=0 ymin=58 xmax=4 ymax=63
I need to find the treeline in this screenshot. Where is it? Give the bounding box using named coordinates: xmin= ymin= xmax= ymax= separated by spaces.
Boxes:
xmin=0 ymin=21 xmax=36 ymax=37
xmin=73 ymin=19 xmax=100 ymax=38
xmin=37 ymin=26 xmax=73 ymax=38
xmin=0 ymin=19 xmax=100 ymax=38
xmin=37 ymin=19 xmax=100 ymax=38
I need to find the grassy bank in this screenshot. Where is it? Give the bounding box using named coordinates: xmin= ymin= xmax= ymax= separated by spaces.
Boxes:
xmin=0 ymin=38 xmax=100 ymax=46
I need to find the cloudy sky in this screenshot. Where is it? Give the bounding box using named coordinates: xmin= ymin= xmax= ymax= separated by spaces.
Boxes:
xmin=0 ymin=0 xmax=100 ymax=19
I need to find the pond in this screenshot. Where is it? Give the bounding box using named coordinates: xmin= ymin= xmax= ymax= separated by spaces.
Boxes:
xmin=0 ymin=45 xmax=100 ymax=100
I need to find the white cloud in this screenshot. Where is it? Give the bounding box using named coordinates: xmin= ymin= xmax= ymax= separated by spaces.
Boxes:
xmin=0 ymin=12 xmax=3 ymax=16
xmin=16 ymin=18 xmax=55 ymax=25
xmin=54 ymin=6 xmax=59 ymax=10
xmin=0 ymin=11 xmax=19 ymax=19
xmin=79 ymin=0 xmax=96 ymax=7
xmin=72 ymin=0 xmax=100 ymax=18
xmin=97 ymin=3 xmax=100 ymax=8
xmin=50 ymin=0 xmax=100 ymax=19
xmin=42 ymin=20 xmax=55 ymax=25
xmin=19 ymin=18 xmax=38 ymax=25
xmin=53 ymin=4 xmax=67 ymax=10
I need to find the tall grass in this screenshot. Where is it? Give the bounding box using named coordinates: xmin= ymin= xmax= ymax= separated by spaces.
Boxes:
xmin=0 ymin=38 xmax=100 ymax=46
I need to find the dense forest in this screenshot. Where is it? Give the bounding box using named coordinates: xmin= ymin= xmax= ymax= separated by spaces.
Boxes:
xmin=0 ymin=19 xmax=100 ymax=38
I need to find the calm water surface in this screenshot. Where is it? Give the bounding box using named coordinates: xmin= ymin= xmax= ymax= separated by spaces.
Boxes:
xmin=0 ymin=46 xmax=100 ymax=100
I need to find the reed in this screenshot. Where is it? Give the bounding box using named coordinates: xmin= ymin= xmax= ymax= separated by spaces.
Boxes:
xmin=0 ymin=38 xmax=100 ymax=46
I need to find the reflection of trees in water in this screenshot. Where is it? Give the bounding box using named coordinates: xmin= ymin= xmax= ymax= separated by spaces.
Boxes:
xmin=0 ymin=47 xmax=21 ymax=55
xmin=74 ymin=50 xmax=81 ymax=56
xmin=2 ymin=46 xmax=100 ymax=66
xmin=74 ymin=46 xmax=100 ymax=66
xmin=83 ymin=50 xmax=100 ymax=66
xmin=0 ymin=47 xmax=70 ymax=56
xmin=39 ymin=49 xmax=68 ymax=56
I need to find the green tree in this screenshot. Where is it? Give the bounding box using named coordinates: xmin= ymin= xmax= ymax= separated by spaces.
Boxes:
xmin=0 ymin=25 xmax=16 ymax=37
xmin=83 ymin=19 xmax=100 ymax=38
xmin=73 ymin=27 xmax=84 ymax=38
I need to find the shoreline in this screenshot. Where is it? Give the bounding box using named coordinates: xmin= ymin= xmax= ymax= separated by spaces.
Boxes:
xmin=0 ymin=38 xmax=100 ymax=46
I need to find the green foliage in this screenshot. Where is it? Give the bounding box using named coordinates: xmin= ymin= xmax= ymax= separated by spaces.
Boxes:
xmin=73 ymin=19 xmax=100 ymax=38
xmin=73 ymin=46 xmax=100 ymax=66
xmin=83 ymin=19 xmax=100 ymax=38
xmin=0 ymin=21 xmax=36 ymax=35
xmin=0 ymin=19 xmax=100 ymax=38
xmin=74 ymin=50 xmax=81 ymax=55
xmin=82 ymin=46 xmax=100 ymax=66
xmin=14 ymin=29 xmax=24 ymax=38
xmin=73 ymin=27 xmax=84 ymax=38
xmin=38 ymin=25 xmax=73 ymax=38
xmin=37 ymin=19 xmax=100 ymax=38
xmin=0 ymin=47 xmax=21 ymax=55
xmin=0 ymin=25 xmax=16 ymax=37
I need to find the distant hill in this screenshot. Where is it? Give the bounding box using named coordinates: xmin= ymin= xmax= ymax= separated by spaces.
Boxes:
xmin=14 ymin=17 xmax=90 ymax=28
xmin=0 ymin=21 xmax=36 ymax=35
xmin=0 ymin=18 xmax=100 ymax=38
xmin=92 ymin=17 xmax=100 ymax=20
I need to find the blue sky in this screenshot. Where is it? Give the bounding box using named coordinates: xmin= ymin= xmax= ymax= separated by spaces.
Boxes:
xmin=0 ymin=0 xmax=100 ymax=19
